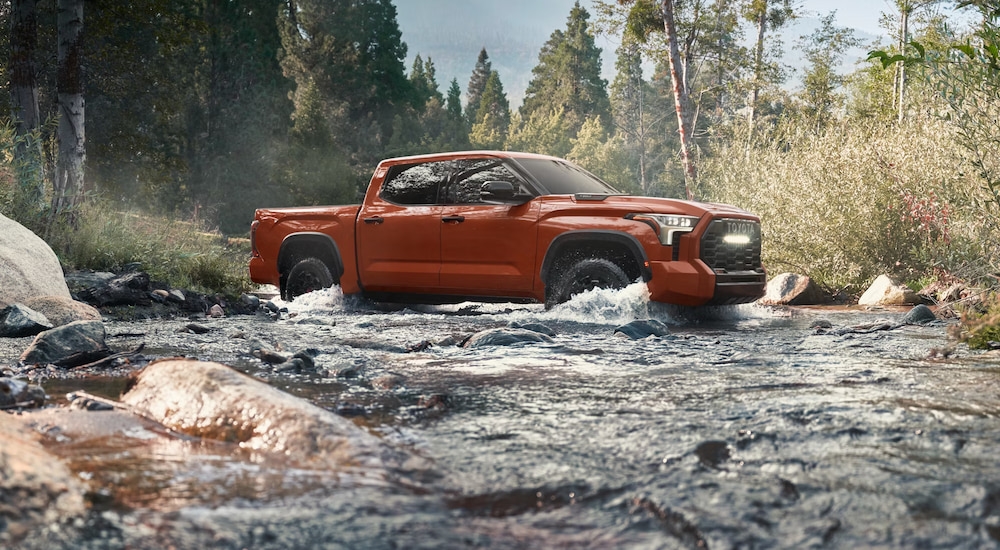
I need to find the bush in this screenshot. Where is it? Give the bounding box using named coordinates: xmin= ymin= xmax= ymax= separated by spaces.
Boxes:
xmin=700 ymin=116 xmax=998 ymax=294
xmin=47 ymin=202 xmax=254 ymax=296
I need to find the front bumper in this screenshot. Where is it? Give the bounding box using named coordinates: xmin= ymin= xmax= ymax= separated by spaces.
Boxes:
xmin=645 ymin=260 xmax=765 ymax=306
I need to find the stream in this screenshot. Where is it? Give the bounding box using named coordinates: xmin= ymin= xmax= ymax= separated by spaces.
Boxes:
xmin=22 ymin=282 xmax=1000 ymax=548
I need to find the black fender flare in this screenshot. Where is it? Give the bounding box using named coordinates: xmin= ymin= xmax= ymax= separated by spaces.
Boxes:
xmin=539 ymin=230 xmax=652 ymax=287
xmin=277 ymin=232 xmax=345 ymax=282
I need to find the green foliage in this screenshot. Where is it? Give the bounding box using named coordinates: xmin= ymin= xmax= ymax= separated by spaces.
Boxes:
xmin=506 ymin=109 xmax=575 ymax=158
xmin=466 ymin=48 xmax=492 ymax=128
xmin=796 ymin=12 xmax=863 ymax=129
xmin=568 ymin=117 xmax=638 ymax=194
xmin=469 ymin=71 xmax=511 ymax=149
xmin=955 ymin=293 xmax=1000 ymax=350
xmin=520 ymin=2 xmax=611 ymax=137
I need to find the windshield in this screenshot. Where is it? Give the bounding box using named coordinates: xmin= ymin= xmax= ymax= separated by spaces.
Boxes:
xmin=513 ymin=158 xmax=621 ymax=195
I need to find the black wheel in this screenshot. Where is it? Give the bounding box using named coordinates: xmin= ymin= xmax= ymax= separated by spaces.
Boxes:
xmin=546 ymin=257 xmax=630 ymax=308
xmin=283 ymin=258 xmax=334 ymax=301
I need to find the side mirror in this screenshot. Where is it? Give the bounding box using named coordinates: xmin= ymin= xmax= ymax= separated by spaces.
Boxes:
xmin=480 ymin=181 xmax=529 ymax=204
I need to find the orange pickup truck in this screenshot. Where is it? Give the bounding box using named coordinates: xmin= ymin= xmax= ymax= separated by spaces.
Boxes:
xmin=249 ymin=151 xmax=765 ymax=307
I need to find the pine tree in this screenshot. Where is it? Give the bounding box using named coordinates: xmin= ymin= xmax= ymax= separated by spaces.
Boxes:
xmin=470 ymin=70 xmax=510 ymax=150
xmin=520 ymin=1 xmax=611 ymax=136
xmin=466 ymin=48 xmax=492 ymax=127
xmin=446 ymin=78 xmax=463 ymax=121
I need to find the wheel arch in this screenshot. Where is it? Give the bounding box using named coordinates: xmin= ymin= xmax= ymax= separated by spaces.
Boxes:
xmin=540 ymin=230 xmax=651 ymax=293
xmin=277 ymin=233 xmax=345 ymax=290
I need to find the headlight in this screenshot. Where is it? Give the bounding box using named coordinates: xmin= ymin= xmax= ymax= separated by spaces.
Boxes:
xmin=626 ymin=213 xmax=701 ymax=245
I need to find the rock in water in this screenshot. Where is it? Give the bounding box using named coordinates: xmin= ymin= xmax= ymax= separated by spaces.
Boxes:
xmin=758 ymin=273 xmax=827 ymax=306
xmin=858 ymin=275 xmax=921 ymax=306
xmin=20 ymin=295 xmax=101 ymax=327
xmin=901 ymin=304 xmax=937 ymax=325
xmin=463 ymin=328 xmax=553 ymax=348
xmin=19 ymin=320 xmax=110 ymax=366
xmin=0 ymin=413 xmax=86 ymax=546
xmin=0 ymin=213 xmax=73 ymax=307
xmin=614 ymin=319 xmax=671 ymax=339
xmin=0 ymin=304 xmax=53 ymax=338
xmin=120 ymin=359 xmax=407 ymax=470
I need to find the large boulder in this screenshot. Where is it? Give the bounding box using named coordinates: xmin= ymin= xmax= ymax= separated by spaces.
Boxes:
xmin=758 ymin=273 xmax=827 ymax=306
xmin=21 ymin=295 xmax=101 ymax=327
xmin=121 ymin=359 xmax=405 ymax=470
xmin=858 ymin=274 xmax=921 ymax=306
xmin=0 ymin=414 xmax=86 ymax=547
xmin=19 ymin=320 xmax=109 ymax=367
xmin=0 ymin=214 xmax=72 ymax=308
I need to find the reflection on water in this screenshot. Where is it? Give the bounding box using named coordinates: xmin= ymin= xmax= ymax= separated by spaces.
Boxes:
xmin=31 ymin=284 xmax=1000 ymax=549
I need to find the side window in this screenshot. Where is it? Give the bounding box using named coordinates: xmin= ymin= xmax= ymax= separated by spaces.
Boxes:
xmin=445 ymin=160 xmax=524 ymax=204
xmin=381 ymin=161 xmax=452 ymax=205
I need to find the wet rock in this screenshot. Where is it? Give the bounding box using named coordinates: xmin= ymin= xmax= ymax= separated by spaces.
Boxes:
xmin=151 ymin=289 xmax=170 ymax=303
xmin=335 ymin=402 xmax=368 ymax=417
xmin=276 ymin=357 xmax=309 ymax=373
xmin=614 ymin=319 xmax=671 ymax=340
xmin=77 ymin=271 xmax=152 ymax=308
xmin=240 ymin=293 xmax=260 ymax=311
xmin=0 ymin=213 xmax=73 ymax=308
xmin=758 ymin=273 xmax=827 ymax=306
xmin=901 ymin=304 xmax=937 ymax=325
xmin=418 ymin=393 xmax=449 ymax=409
xmin=253 ymin=348 xmax=288 ymax=364
xmin=407 ymin=340 xmax=433 ymax=352
xmin=372 ymin=373 xmax=406 ymax=390
xmin=19 ymin=320 xmax=110 ymax=367
xmin=20 ymin=295 xmax=101 ymax=328
xmin=0 ymin=377 xmax=46 ymax=408
xmin=208 ymin=304 xmax=226 ymax=318
xmin=508 ymin=321 xmax=557 ymax=337
xmin=463 ymin=327 xmax=553 ymax=348
xmin=0 ymin=304 xmax=53 ymax=338
xmin=694 ymin=440 xmax=731 ymax=468
xmin=181 ymin=323 xmax=212 ymax=334
xmin=0 ymin=413 xmax=86 ymax=546
xmin=858 ymin=274 xmax=921 ymax=306
xmin=809 ymin=319 xmax=834 ymax=330
xmin=120 ymin=359 xmax=405 ymax=469
xmin=335 ymin=362 xmax=364 ymax=379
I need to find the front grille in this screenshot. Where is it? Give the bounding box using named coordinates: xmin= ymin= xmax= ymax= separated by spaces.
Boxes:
xmin=700 ymin=218 xmax=763 ymax=272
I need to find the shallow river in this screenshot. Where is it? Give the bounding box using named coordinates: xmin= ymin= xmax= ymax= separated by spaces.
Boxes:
xmin=33 ymin=283 xmax=1000 ymax=548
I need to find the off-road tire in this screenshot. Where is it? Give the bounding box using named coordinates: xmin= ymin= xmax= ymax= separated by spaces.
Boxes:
xmin=546 ymin=257 xmax=630 ymax=308
xmin=284 ymin=258 xmax=334 ymax=301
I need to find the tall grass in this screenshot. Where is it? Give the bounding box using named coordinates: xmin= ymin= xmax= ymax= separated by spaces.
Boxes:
xmin=700 ymin=116 xmax=998 ymax=295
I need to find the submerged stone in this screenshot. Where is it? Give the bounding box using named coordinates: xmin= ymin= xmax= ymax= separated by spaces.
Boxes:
xmin=614 ymin=319 xmax=671 ymax=340
xmin=901 ymin=304 xmax=937 ymax=325
xmin=508 ymin=321 xmax=557 ymax=337
xmin=463 ymin=328 xmax=553 ymax=348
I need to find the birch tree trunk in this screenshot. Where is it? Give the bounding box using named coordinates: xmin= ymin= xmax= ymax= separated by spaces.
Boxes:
xmin=897 ymin=2 xmax=910 ymax=123
xmin=9 ymin=0 xmax=45 ymax=203
xmin=54 ymin=0 xmax=85 ymax=213
xmin=660 ymin=0 xmax=697 ymax=199
xmin=748 ymin=7 xmax=766 ymax=135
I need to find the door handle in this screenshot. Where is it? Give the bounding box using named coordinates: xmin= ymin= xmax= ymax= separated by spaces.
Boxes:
xmin=363 ymin=216 xmax=384 ymax=225
xmin=441 ymin=215 xmax=465 ymax=223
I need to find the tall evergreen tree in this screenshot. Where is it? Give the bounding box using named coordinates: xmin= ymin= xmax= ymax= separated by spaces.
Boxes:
xmin=446 ymin=78 xmax=463 ymax=121
xmin=520 ymin=1 xmax=611 ymax=136
xmin=466 ymin=48 xmax=492 ymax=127
xmin=470 ymin=70 xmax=510 ymax=150
xmin=279 ymin=0 xmax=411 ymax=162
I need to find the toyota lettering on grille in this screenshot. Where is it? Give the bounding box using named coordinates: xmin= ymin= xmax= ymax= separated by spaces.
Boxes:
xmin=726 ymin=221 xmax=754 ymax=236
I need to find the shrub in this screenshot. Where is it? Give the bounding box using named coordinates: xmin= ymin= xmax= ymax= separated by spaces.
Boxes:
xmin=700 ymin=116 xmax=998 ymax=294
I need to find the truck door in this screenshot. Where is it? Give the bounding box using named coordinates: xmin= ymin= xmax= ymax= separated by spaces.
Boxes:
xmin=356 ymin=163 xmax=444 ymax=292
xmin=439 ymin=159 xmax=540 ymax=295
